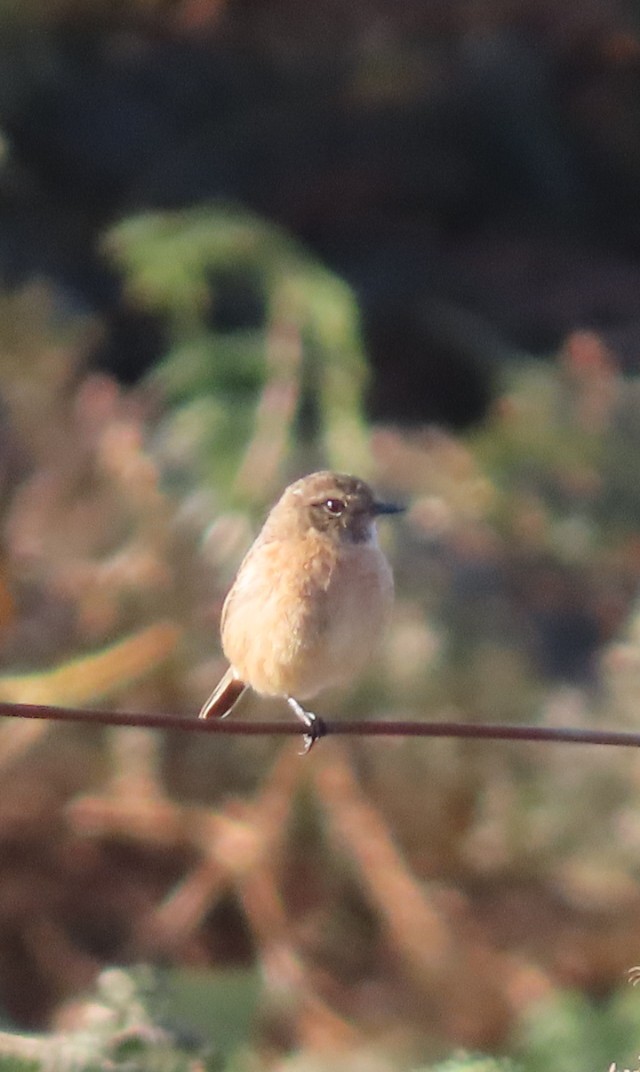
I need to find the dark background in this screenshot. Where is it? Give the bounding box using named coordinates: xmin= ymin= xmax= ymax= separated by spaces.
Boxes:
xmin=3 ymin=0 xmax=640 ymax=427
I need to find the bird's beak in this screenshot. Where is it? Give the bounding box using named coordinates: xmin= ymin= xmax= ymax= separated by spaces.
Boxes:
xmin=372 ymin=500 xmax=405 ymax=516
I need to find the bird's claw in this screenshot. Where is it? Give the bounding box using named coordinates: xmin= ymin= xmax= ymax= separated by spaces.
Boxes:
xmin=287 ymin=697 xmax=327 ymax=754
xmin=300 ymin=716 xmax=327 ymax=754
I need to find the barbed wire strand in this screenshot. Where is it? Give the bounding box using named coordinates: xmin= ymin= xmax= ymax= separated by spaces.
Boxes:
xmin=0 ymin=701 xmax=640 ymax=748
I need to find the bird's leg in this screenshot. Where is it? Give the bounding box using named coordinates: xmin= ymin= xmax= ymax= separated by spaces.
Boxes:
xmin=287 ymin=697 xmax=327 ymax=754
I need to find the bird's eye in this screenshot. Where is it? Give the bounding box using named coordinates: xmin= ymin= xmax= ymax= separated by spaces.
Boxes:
xmin=324 ymin=498 xmax=346 ymax=516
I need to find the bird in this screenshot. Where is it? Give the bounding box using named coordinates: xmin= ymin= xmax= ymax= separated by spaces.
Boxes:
xmin=198 ymin=470 xmax=402 ymax=751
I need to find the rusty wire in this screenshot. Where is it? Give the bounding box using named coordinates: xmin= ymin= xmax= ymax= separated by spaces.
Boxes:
xmin=0 ymin=702 xmax=640 ymax=748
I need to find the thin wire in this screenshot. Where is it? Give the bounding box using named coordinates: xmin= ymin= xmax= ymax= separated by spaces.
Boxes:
xmin=1 ymin=702 xmax=640 ymax=748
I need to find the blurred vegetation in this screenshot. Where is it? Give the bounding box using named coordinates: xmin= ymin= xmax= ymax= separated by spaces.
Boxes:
xmin=0 ymin=968 xmax=221 ymax=1072
xmin=517 ymin=988 xmax=640 ymax=1072
xmin=106 ymin=206 xmax=370 ymax=505
xmin=0 ymin=209 xmax=637 ymax=1071
xmin=1 ymin=0 xmax=640 ymax=1069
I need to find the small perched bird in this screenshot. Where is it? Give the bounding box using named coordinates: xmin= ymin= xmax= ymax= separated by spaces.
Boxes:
xmin=199 ymin=471 xmax=402 ymax=750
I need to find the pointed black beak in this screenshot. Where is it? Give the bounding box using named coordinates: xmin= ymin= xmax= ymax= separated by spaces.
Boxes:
xmin=372 ymin=500 xmax=405 ymax=516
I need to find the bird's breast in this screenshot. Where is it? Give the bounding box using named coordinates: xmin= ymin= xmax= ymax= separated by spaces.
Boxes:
xmin=221 ymin=532 xmax=393 ymax=698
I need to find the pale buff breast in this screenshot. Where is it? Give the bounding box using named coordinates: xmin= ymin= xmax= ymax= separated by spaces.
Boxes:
xmin=221 ymin=531 xmax=394 ymax=699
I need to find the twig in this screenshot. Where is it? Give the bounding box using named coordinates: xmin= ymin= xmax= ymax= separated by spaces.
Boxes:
xmin=0 ymin=702 xmax=639 ymax=748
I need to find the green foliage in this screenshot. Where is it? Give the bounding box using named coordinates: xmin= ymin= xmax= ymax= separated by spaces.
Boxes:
xmin=422 ymin=1057 xmax=518 ymax=1072
xmin=0 ymin=1058 xmax=39 ymax=1072
xmin=0 ymin=968 xmax=224 ymax=1072
xmin=516 ymin=988 xmax=640 ymax=1072
xmin=470 ymin=352 xmax=640 ymax=541
xmin=159 ymin=967 xmax=261 ymax=1058
xmin=106 ymin=206 xmax=370 ymax=508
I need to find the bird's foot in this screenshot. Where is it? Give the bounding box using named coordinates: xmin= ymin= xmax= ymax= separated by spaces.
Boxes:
xmin=287 ymin=697 xmax=327 ymax=754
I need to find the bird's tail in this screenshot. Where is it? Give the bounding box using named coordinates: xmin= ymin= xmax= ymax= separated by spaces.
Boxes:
xmin=198 ymin=666 xmax=247 ymax=720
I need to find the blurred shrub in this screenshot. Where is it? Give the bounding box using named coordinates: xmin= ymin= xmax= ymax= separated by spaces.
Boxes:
xmin=106 ymin=205 xmax=370 ymax=509
xmin=517 ymin=988 xmax=640 ymax=1072
xmin=0 ymin=967 xmax=220 ymax=1071
xmin=1 ymin=207 xmax=640 ymax=1072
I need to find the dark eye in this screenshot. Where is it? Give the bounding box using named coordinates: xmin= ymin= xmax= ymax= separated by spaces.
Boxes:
xmin=324 ymin=498 xmax=346 ymax=516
